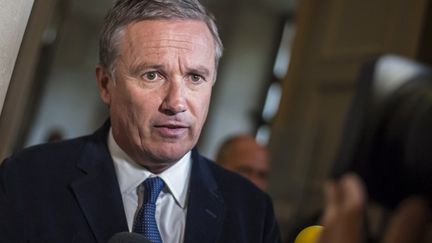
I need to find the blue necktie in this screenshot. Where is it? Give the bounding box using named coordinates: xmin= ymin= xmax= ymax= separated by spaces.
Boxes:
xmin=132 ymin=177 xmax=165 ymax=243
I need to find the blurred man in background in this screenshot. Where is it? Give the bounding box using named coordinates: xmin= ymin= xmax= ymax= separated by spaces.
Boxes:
xmin=216 ymin=135 xmax=270 ymax=191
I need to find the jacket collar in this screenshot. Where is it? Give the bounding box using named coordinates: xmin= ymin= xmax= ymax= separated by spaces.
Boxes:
xmin=183 ymin=149 xmax=225 ymax=243
xmin=70 ymin=120 xmax=128 ymax=243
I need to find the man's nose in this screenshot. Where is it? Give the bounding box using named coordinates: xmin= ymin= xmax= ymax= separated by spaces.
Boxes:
xmin=160 ymin=80 xmax=187 ymax=115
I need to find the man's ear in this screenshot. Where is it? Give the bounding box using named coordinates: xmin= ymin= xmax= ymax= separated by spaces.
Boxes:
xmin=96 ymin=64 xmax=113 ymax=105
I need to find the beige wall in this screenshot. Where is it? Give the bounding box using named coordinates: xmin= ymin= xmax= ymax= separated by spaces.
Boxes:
xmin=0 ymin=0 xmax=34 ymax=115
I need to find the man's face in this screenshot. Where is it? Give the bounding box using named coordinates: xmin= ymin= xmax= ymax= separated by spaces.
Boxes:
xmin=97 ymin=20 xmax=215 ymax=172
xmin=220 ymin=139 xmax=270 ymax=191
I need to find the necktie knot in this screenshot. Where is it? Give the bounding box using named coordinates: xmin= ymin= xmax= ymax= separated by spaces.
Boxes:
xmin=143 ymin=177 xmax=165 ymax=204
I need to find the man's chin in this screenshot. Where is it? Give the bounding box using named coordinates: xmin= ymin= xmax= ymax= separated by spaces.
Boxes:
xmin=153 ymin=150 xmax=188 ymax=164
xmin=138 ymin=152 xmax=186 ymax=173
xmin=129 ymin=142 xmax=192 ymax=170
xmin=145 ymin=147 xmax=188 ymax=162
xmin=153 ymin=142 xmax=191 ymax=158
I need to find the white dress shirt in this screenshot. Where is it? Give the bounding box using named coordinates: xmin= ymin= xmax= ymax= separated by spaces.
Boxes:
xmin=108 ymin=128 xmax=191 ymax=243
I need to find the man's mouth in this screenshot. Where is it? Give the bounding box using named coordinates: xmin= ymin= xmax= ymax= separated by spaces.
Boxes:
xmin=154 ymin=123 xmax=189 ymax=137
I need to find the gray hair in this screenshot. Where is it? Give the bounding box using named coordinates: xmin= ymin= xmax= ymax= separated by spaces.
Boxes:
xmin=99 ymin=0 xmax=223 ymax=77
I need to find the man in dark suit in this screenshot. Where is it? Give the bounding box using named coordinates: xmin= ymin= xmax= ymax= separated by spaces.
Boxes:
xmin=0 ymin=0 xmax=281 ymax=242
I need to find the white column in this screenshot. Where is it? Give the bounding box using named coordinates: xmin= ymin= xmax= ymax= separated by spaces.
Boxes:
xmin=0 ymin=0 xmax=34 ymax=115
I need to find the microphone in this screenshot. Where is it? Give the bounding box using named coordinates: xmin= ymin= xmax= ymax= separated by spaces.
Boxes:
xmin=107 ymin=232 xmax=151 ymax=243
xmin=294 ymin=225 xmax=323 ymax=243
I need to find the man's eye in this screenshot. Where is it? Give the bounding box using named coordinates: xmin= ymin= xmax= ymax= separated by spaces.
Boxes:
xmin=143 ymin=71 xmax=159 ymax=81
xmin=190 ymin=74 xmax=203 ymax=83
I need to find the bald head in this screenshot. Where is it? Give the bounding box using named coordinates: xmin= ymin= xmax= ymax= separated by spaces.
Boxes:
xmin=216 ymin=135 xmax=270 ymax=191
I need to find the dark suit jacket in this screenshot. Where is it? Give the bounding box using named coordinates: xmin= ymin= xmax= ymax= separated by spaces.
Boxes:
xmin=0 ymin=122 xmax=281 ymax=243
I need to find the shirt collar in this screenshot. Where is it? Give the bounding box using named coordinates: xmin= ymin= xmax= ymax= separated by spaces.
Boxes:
xmin=108 ymin=128 xmax=191 ymax=209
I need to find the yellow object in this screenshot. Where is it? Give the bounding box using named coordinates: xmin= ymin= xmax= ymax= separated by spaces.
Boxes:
xmin=294 ymin=225 xmax=323 ymax=243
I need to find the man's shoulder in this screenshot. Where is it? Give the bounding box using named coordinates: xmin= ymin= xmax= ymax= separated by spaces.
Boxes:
xmin=1 ymin=135 xmax=92 ymax=171
xmin=3 ymin=121 xmax=110 ymax=166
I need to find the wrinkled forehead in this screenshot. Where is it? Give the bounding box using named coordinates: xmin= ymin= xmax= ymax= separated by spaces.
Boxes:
xmin=123 ymin=20 xmax=214 ymax=52
xmin=116 ymin=20 xmax=216 ymax=71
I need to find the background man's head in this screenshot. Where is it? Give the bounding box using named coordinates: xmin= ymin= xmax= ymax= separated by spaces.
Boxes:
xmin=216 ymin=135 xmax=270 ymax=190
xmin=96 ymin=0 xmax=223 ymax=173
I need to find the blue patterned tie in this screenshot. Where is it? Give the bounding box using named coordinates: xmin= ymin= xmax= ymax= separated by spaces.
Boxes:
xmin=132 ymin=177 xmax=165 ymax=243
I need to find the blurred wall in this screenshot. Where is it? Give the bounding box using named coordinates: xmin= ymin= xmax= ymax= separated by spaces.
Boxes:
xmin=25 ymin=2 xmax=109 ymax=145
xmin=198 ymin=2 xmax=282 ymax=159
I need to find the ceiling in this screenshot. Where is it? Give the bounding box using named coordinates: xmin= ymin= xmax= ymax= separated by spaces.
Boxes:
xmin=70 ymin=0 xmax=298 ymax=21
xmin=253 ymin=0 xmax=298 ymax=14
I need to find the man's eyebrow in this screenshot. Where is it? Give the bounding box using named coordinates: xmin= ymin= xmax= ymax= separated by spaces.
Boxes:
xmin=130 ymin=63 xmax=163 ymax=75
xmin=129 ymin=63 xmax=212 ymax=77
xmin=188 ymin=66 xmax=211 ymax=77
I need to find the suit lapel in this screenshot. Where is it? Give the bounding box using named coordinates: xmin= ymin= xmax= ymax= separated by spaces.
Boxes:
xmin=70 ymin=123 xmax=128 ymax=243
xmin=184 ymin=150 xmax=225 ymax=243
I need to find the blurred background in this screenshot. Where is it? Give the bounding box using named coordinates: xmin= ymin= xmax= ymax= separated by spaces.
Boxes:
xmin=1 ymin=0 xmax=431 ymax=240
